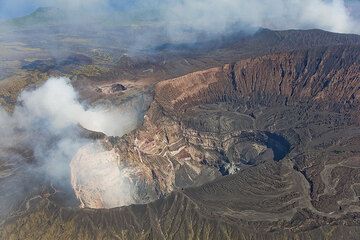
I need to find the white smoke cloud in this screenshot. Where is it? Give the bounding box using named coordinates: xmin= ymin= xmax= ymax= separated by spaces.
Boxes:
xmin=164 ymin=0 xmax=358 ymax=38
xmin=14 ymin=77 xmax=139 ymax=136
xmin=0 ymin=77 xmax=141 ymax=213
xmin=70 ymin=142 xmax=137 ymax=209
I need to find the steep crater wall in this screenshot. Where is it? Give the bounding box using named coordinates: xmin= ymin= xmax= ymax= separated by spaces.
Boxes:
xmin=155 ymin=46 xmax=360 ymax=115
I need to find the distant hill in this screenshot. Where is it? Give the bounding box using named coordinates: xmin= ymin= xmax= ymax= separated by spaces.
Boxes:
xmin=5 ymin=6 xmax=163 ymax=29
xmin=8 ymin=7 xmax=66 ymax=27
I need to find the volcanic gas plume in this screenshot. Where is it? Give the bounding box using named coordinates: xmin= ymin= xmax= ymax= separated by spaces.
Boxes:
xmin=0 ymin=77 xmax=142 ymax=211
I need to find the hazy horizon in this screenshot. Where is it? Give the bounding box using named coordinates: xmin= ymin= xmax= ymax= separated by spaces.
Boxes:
xmin=1 ymin=0 xmax=359 ymax=36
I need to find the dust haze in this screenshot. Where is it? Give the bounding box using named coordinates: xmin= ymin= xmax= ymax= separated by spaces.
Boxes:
xmin=0 ymin=0 xmax=358 ymax=68
xmin=1 ymin=0 xmax=359 ymax=42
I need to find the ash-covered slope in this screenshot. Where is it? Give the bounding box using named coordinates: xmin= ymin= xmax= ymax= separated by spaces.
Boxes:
xmin=1 ymin=30 xmax=360 ymax=239
xmin=89 ymin=29 xmax=360 ymax=84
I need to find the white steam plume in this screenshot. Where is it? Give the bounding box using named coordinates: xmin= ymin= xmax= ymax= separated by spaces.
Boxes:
xmin=0 ymin=77 xmax=140 ymax=214
xmin=14 ymin=77 xmax=138 ymax=136
xmin=0 ymin=77 xmax=140 ymax=179
xmin=70 ymin=142 xmax=137 ymax=209
xmin=164 ymin=0 xmax=358 ymax=39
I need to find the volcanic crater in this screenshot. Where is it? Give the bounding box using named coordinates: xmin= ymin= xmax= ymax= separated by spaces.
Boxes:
xmin=68 ymin=45 xmax=360 ymax=216
xmin=2 ymin=29 xmax=360 ymax=240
